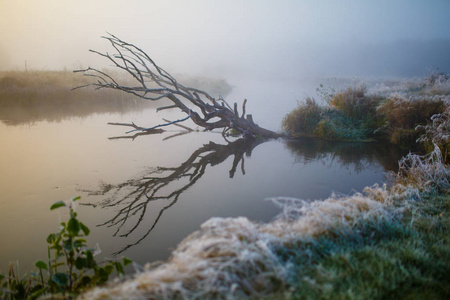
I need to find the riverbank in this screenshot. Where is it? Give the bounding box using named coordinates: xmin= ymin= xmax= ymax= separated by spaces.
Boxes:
xmin=80 ymin=91 xmax=449 ymax=299
xmin=0 ymin=70 xmax=231 ymax=125
xmin=0 ymin=70 xmax=148 ymax=125
xmin=282 ymin=73 xmax=449 ymax=152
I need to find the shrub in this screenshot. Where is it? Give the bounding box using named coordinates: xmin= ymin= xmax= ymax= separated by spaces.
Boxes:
xmin=312 ymin=109 xmax=365 ymax=141
xmin=328 ymin=86 xmax=385 ymax=136
xmin=328 ymin=86 xmax=383 ymax=120
xmin=283 ymin=88 xmax=382 ymax=141
xmin=282 ymin=98 xmax=322 ymax=137
xmin=416 ymin=103 xmax=450 ymax=163
xmin=376 ymin=96 xmax=445 ymax=147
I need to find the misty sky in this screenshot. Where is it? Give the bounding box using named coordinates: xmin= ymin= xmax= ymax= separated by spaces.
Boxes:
xmin=1 ymin=0 xmax=450 ymax=77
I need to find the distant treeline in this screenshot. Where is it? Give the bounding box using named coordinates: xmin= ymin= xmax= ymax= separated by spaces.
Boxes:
xmin=0 ymin=70 xmax=232 ymax=125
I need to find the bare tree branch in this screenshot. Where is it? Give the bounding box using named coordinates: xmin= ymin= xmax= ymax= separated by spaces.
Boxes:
xmin=75 ymin=34 xmax=281 ymax=139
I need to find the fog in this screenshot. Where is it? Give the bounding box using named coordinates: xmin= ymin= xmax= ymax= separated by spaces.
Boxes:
xmin=1 ymin=0 xmax=450 ymax=78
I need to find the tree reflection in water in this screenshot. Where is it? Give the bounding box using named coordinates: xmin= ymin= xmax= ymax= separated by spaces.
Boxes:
xmin=82 ymin=137 xmax=266 ymax=255
xmin=284 ymin=137 xmax=408 ymax=173
xmin=82 ymin=135 xmax=406 ymax=256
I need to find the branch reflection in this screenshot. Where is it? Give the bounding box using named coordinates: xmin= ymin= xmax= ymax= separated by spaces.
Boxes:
xmin=83 ymin=137 xmax=266 ymax=255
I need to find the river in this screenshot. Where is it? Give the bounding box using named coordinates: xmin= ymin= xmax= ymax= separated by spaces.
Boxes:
xmin=0 ymin=77 xmax=405 ymax=273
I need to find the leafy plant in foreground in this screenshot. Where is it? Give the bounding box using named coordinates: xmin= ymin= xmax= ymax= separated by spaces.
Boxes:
xmin=0 ymin=197 xmax=132 ymax=299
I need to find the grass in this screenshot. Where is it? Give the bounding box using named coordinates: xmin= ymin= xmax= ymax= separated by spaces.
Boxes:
xmin=269 ymin=193 xmax=450 ymax=300
xmin=282 ymin=74 xmax=448 ymax=149
xmin=282 ymin=87 xmax=385 ymax=142
xmin=376 ymin=96 xmax=445 ymax=147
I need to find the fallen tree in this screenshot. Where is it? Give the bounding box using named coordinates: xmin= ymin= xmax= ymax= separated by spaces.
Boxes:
xmin=75 ymin=34 xmax=280 ymax=139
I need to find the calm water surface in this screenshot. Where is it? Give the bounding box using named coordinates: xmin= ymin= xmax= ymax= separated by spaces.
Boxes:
xmin=0 ymin=78 xmax=405 ymax=273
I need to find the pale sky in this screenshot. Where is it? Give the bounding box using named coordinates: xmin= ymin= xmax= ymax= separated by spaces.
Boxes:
xmin=1 ymin=0 xmax=450 ymax=77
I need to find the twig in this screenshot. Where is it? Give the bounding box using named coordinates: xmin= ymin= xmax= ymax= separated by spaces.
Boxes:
xmin=162 ymin=118 xmax=194 ymax=132
xmin=125 ymin=113 xmax=192 ymax=134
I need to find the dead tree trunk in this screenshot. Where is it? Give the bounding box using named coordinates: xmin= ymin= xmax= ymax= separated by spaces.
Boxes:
xmin=75 ymin=34 xmax=280 ymax=139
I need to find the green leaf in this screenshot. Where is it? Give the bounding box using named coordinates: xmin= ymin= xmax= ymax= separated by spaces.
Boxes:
xmin=0 ymin=273 xmax=4 ymax=281
xmin=114 ymin=262 xmax=124 ymax=275
xmin=79 ymin=222 xmax=90 ymax=236
xmin=73 ymin=239 xmax=86 ymax=248
xmin=52 ymin=273 xmax=69 ymax=286
xmin=47 ymin=233 xmax=57 ymax=244
xmin=64 ymin=239 xmax=73 ymax=252
xmin=104 ymin=264 xmax=114 ymax=275
xmin=75 ymin=257 xmax=86 ymax=270
xmin=97 ymin=268 xmax=109 ymax=284
xmin=122 ymin=257 xmax=132 ymax=266
xmin=72 ymin=196 xmax=81 ymax=202
xmin=34 ymin=260 xmax=48 ymax=270
xmin=67 ymin=217 xmax=80 ymax=236
xmin=50 ymin=201 xmax=66 ymax=210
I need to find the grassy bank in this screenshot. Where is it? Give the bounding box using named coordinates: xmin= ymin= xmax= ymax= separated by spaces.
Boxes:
xmin=0 ymin=70 xmax=232 ymax=125
xmin=0 ymin=70 xmax=148 ymax=125
xmin=282 ymin=73 xmax=450 ymax=152
xmin=273 ymin=193 xmax=449 ymax=299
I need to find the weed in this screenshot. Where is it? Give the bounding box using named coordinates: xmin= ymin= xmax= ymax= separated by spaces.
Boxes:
xmin=328 ymin=86 xmax=382 ymax=121
xmin=282 ymin=90 xmax=381 ymax=141
xmin=0 ymin=197 xmax=132 ymax=299
xmin=282 ymin=98 xmax=322 ymax=137
xmin=376 ymin=96 xmax=445 ymax=146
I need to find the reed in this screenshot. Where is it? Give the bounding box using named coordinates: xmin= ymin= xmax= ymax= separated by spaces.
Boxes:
xmin=282 ymin=74 xmax=449 ymax=147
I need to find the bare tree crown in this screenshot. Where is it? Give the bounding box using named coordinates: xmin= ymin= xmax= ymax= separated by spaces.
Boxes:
xmin=75 ymin=34 xmax=279 ymax=139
